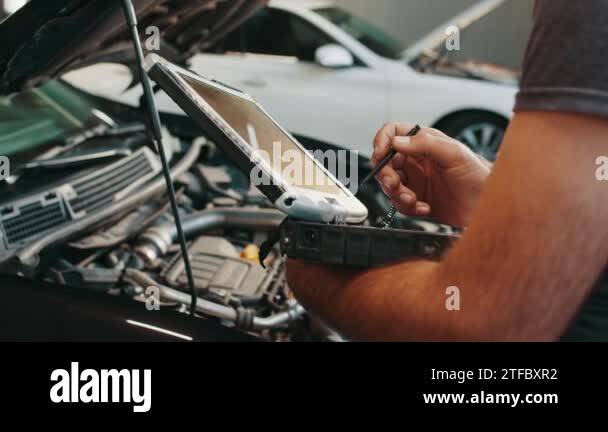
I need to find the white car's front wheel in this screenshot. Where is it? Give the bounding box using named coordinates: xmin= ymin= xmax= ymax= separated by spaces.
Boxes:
xmin=439 ymin=113 xmax=508 ymax=162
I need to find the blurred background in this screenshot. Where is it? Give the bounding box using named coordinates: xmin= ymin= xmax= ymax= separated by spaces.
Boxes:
xmin=1 ymin=0 xmax=532 ymax=68
xmin=335 ymin=0 xmax=533 ymax=69
xmin=2 ymin=0 xmax=536 ymax=160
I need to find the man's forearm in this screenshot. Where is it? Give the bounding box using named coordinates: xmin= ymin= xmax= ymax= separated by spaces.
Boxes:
xmin=296 ymin=256 xmax=542 ymax=342
xmin=291 ymin=260 xmax=441 ymax=341
xmin=348 ymin=260 xmax=492 ymax=341
xmin=293 ymin=256 xmax=531 ymax=342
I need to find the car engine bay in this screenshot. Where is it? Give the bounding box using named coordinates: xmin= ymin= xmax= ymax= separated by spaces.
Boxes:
xmin=0 ymin=123 xmax=370 ymax=341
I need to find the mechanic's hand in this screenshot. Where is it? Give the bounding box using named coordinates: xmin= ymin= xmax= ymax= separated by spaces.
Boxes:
xmin=372 ymin=123 xmax=492 ymax=227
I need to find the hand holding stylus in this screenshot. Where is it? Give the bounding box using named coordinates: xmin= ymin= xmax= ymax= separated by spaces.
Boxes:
xmin=371 ymin=123 xmax=492 ymax=228
xmin=360 ymin=125 xmax=421 ymax=188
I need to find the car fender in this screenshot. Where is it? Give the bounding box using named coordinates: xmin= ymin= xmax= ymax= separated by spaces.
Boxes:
xmin=386 ymin=64 xmax=517 ymax=127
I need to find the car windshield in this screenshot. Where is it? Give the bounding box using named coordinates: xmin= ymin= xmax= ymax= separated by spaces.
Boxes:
xmin=315 ymin=6 xmax=404 ymax=60
xmin=0 ymin=80 xmax=102 ymax=162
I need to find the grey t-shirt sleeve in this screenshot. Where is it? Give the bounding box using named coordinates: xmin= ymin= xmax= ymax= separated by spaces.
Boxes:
xmin=514 ymin=0 xmax=608 ymax=118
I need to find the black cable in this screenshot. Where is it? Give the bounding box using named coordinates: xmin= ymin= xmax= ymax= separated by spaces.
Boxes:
xmin=380 ymin=205 xmax=398 ymax=229
xmin=121 ymin=0 xmax=198 ymax=317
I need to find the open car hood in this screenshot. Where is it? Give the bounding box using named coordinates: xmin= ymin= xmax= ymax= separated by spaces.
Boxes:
xmin=0 ymin=0 xmax=267 ymax=95
xmin=402 ymin=0 xmax=506 ymax=62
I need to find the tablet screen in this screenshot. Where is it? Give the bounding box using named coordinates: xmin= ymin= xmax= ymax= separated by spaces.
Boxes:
xmin=179 ymin=73 xmax=342 ymax=196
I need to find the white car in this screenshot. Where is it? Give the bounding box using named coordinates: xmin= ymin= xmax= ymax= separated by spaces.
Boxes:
xmin=64 ymin=0 xmax=518 ymax=160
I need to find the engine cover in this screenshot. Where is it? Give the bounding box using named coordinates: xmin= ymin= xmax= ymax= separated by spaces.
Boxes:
xmin=163 ymin=237 xmax=272 ymax=305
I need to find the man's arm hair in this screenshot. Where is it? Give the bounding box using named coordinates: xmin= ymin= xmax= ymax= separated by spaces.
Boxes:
xmin=292 ymin=111 xmax=608 ymax=341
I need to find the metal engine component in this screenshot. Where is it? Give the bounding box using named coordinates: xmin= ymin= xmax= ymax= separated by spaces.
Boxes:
xmin=162 ymin=236 xmax=284 ymax=305
xmin=69 ymin=197 xmax=169 ymax=249
xmin=10 ymin=140 xmax=202 ymax=270
xmin=135 ymin=207 xmax=285 ymax=265
xmin=125 ymin=268 xmax=304 ymax=332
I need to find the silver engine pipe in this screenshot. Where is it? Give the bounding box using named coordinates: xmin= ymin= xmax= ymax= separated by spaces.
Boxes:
xmin=135 ymin=207 xmax=285 ymax=264
xmin=126 ymin=269 xmax=305 ymax=331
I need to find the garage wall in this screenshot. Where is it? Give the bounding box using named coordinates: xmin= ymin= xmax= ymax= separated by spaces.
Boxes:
xmin=334 ymin=0 xmax=534 ymax=69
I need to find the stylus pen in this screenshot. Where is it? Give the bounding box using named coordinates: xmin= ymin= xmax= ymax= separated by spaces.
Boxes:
xmin=359 ymin=124 xmax=421 ymax=190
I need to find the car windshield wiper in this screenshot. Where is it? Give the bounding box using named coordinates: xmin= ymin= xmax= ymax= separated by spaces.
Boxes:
xmin=1 ymin=148 xmax=133 ymax=188
xmin=63 ymin=122 xmax=147 ymax=149
xmin=22 ymin=149 xmax=132 ymax=171
xmin=4 ymin=123 xmax=146 ymax=185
